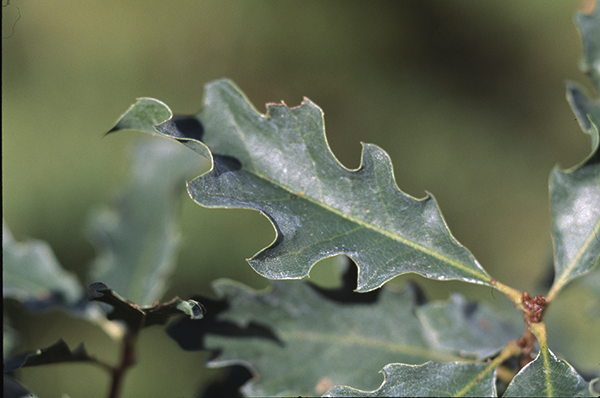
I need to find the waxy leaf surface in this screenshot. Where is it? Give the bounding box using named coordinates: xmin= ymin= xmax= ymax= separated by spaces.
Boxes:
xmin=503 ymin=345 xmax=598 ymax=397
xmin=112 ymin=80 xmax=492 ymax=292
xmin=324 ymin=361 xmax=496 ymax=397
xmin=548 ymin=5 xmax=600 ymax=299
xmin=170 ymin=278 xmax=516 ymax=397
xmin=87 ymin=138 xmax=204 ymax=306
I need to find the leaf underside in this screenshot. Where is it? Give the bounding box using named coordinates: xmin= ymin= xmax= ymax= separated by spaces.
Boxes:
xmin=112 ymin=80 xmax=492 ymax=292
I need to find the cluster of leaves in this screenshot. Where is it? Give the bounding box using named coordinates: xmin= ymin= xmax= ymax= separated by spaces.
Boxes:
xmin=3 ymin=139 xmax=205 ymax=397
xmin=3 ymin=4 xmax=600 ymax=398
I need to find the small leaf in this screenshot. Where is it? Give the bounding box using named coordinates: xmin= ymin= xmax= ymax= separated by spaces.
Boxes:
xmin=3 ymin=339 xmax=95 ymax=373
xmin=87 ymin=138 xmax=204 ymax=307
xmin=2 ymin=221 xmax=84 ymax=307
xmin=113 ymin=79 xmax=493 ymax=292
xmin=169 ymin=277 xmax=514 ymax=397
xmin=548 ymin=5 xmax=600 ymax=300
xmin=89 ymin=283 xmax=204 ymax=332
xmin=503 ymin=345 xmax=597 ymax=397
xmin=109 ymin=99 xmax=211 ymax=159
xmin=108 ymin=97 xmax=173 ymax=135
xmin=324 ymin=361 xmax=497 ymax=397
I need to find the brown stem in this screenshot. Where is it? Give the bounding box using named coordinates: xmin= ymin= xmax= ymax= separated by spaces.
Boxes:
xmin=107 ymin=328 xmax=138 ymax=398
xmin=517 ymin=326 xmax=536 ymax=369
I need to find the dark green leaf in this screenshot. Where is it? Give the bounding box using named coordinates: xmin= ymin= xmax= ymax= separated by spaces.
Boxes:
xmin=113 ymin=80 xmax=493 ymax=292
xmin=2 ymin=221 xmax=84 ymax=307
xmin=324 ymin=361 xmax=497 ymax=397
xmin=548 ymin=6 xmax=600 ymax=300
xmin=87 ymin=138 xmax=205 ymax=306
xmin=503 ymin=345 xmax=598 ymax=397
xmin=3 ymin=339 xmax=94 ymax=372
xmin=187 ymin=279 xmax=512 ymax=397
xmin=89 ymin=283 xmax=204 ymax=332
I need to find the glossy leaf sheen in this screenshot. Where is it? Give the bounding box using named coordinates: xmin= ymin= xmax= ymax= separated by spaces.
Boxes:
xmin=87 ymin=138 xmax=204 ymax=306
xmin=503 ymin=345 xmax=598 ymax=397
xmin=113 ymin=80 xmax=492 ymax=292
xmin=197 ymin=280 xmax=513 ymax=397
xmin=549 ymin=5 xmax=600 ymax=298
xmin=324 ymin=362 xmax=496 ymax=397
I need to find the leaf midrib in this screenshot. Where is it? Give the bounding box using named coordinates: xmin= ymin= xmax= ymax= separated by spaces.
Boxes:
xmin=281 ymin=330 xmax=475 ymax=364
xmin=210 ymin=88 xmax=490 ymax=282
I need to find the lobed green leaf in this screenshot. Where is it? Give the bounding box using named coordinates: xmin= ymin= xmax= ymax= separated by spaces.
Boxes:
xmin=175 ymin=277 xmax=518 ymax=397
xmin=112 ymin=80 xmax=493 ymax=292
xmin=548 ymin=5 xmax=600 ymax=300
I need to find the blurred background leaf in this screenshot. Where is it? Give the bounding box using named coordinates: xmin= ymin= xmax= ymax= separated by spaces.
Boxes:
xmin=3 ymin=221 xmax=84 ymax=307
xmin=87 ymin=137 xmax=204 ymax=307
xmin=2 ymin=0 xmax=597 ymax=396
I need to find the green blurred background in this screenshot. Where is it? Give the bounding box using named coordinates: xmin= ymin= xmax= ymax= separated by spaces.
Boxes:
xmin=3 ymin=1 xmax=598 ymax=396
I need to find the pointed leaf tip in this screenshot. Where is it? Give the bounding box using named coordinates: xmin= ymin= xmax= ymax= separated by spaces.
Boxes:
xmin=112 ymin=79 xmax=493 ymax=290
xmin=108 ymin=97 xmax=173 ymax=135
